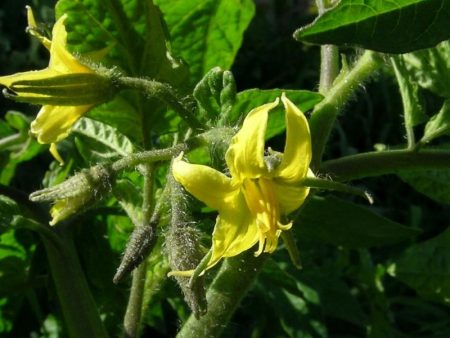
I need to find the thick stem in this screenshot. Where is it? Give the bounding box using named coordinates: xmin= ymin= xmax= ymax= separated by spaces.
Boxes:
xmin=315 ymin=0 xmax=339 ymax=94
xmin=319 ymin=44 xmax=339 ymax=94
xmin=44 ymin=227 xmax=108 ymax=338
xmin=117 ymin=77 xmax=203 ymax=131
xmin=176 ymin=252 xmax=268 ymax=338
xmin=123 ymin=165 xmax=154 ymax=338
xmin=310 ymin=51 xmax=383 ymax=169
xmin=320 ymin=149 xmax=450 ymax=181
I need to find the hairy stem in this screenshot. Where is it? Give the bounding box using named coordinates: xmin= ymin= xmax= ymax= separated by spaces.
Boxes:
xmin=123 ymin=165 xmax=154 ymax=338
xmin=319 ymin=44 xmax=339 ymax=94
xmin=310 ymin=51 xmax=383 ymax=169
xmin=111 ymin=128 xmax=233 ymax=172
xmin=117 ymin=77 xmax=203 ymax=131
xmin=176 ymin=252 xmax=268 ymax=338
xmin=315 ymin=0 xmax=339 ymax=94
xmin=320 ymin=149 xmax=450 ymax=181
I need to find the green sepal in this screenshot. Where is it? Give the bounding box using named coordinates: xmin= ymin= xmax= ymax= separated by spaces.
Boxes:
xmin=5 ymin=73 xmax=117 ymax=106
xmin=299 ymin=177 xmax=373 ymax=204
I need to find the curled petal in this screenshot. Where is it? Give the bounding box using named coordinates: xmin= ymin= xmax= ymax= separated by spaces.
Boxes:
xmin=273 ymin=181 xmax=310 ymax=215
xmin=275 ymin=93 xmax=312 ymax=183
xmin=172 ymin=155 xmax=238 ymax=212
xmin=26 ymin=6 xmax=51 ymax=50
xmin=225 ymin=99 xmax=279 ymax=181
xmin=49 ymin=15 xmax=91 ymax=74
xmin=30 ymin=104 xmax=92 ymax=144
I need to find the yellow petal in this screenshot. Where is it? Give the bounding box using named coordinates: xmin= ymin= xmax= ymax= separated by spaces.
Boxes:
xmin=50 ymin=143 xmax=65 ymax=165
xmin=26 ymin=6 xmax=51 ymax=50
xmin=207 ymin=198 xmax=259 ymax=270
xmin=30 ymin=104 xmax=92 ymax=144
xmin=172 ymin=155 xmax=238 ymax=211
xmin=49 ymin=15 xmax=92 ymax=74
xmin=273 ymin=181 xmax=310 ymax=215
xmin=225 ymin=99 xmax=279 ymax=181
xmin=275 ymin=93 xmax=312 ymax=183
xmin=0 ymin=68 xmax=59 ymax=89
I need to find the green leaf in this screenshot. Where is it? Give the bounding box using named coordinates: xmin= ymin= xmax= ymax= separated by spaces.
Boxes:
xmin=391 ymin=57 xmax=427 ymax=128
xmin=295 ymin=196 xmax=421 ymax=248
xmin=155 ymin=0 xmax=255 ymax=85
xmin=87 ymin=96 xmax=143 ymax=143
xmin=55 ymin=0 xmax=185 ymax=81
xmin=257 ymin=260 xmax=327 ymax=338
xmin=0 ymin=195 xmax=20 ymax=233
xmin=398 ymin=166 xmax=450 ymax=205
xmin=294 ymin=0 xmax=450 ymax=53
xmin=403 ymin=40 xmax=450 ymax=98
xmin=72 ymin=117 xmax=135 ymax=162
xmin=55 ymin=0 xmax=189 ymax=141
xmin=231 ymin=89 xmax=323 ymax=139
xmin=4 ymin=111 xmax=30 ymax=132
xmin=422 ymin=100 xmax=450 ymax=143
xmin=388 ymin=226 xmax=450 ymax=304
xmin=193 ymin=67 xmax=236 ymax=126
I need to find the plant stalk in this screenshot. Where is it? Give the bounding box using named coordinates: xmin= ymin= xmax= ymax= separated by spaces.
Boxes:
xmin=123 ymin=165 xmax=154 ymax=338
xmin=117 ymin=77 xmax=203 ymax=131
xmin=176 ymin=252 xmax=268 ymax=338
xmin=310 ymin=51 xmax=383 ymax=169
xmin=320 ymin=149 xmax=450 ymax=181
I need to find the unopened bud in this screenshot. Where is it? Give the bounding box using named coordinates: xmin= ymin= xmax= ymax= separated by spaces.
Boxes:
xmin=113 ymin=223 xmax=156 ymax=284
xmin=30 ymin=164 xmax=114 ymax=225
xmin=166 ymin=173 xmax=207 ymax=318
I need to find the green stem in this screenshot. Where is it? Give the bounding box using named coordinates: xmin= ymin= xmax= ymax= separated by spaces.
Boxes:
xmin=315 ymin=0 xmax=339 ymax=94
xmin=319 ymin=44 xmax=339 ymax=94
xmin=320 ymin=149 xmax=450 ymax=181
xmin=111 ymin=128 xmax=233 ymax=172
xmin=44 ymin=226 xmax=108 ymax=338
xmin=176 ymin=252 xmax=268 ymax=338
xmin=112 ymin=144 xmax=187 ymax=172
xmin=391 ymin=56 xmax=418 ymax=149
xmin=117 ymin=77 xmax=203 ymax=131
xmin=123 ymin=165 xmax=154 ymax=338
xmin=310 ymin=51 xmax=383 ymax=169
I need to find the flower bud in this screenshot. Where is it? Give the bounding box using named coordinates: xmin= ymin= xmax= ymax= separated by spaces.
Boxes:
xmin=166 ymin=173 xmax=207 ymax=318
xmin=30 ymin=164 xmax=114 ymax=225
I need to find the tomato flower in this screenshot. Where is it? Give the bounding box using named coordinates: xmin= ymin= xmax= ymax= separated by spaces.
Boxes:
xmin=172 ymin=93 xmax=313 ymax=275
xmin=0 ymin=8 xmax=114 ymax=163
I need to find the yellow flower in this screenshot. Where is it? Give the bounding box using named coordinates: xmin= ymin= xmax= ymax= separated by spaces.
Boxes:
xmin=172 ymin=93 xmax=312 ymax=275
xmin=0 ymin=7 xmax=114 ymax=163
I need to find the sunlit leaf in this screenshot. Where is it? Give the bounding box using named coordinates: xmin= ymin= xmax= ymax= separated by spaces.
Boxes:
xmin=72 ymin=117 xmax=135 ymax=162
xmin=295 ymin=0 xmax=450 ymax=53
xmin=155 ymin=0 xmax=255 ymax=85
xmin=403 ymin=40 xmax=450 ymax=98
xmin=422 ymin=100 xmax=450 ymax=144
xmin=231 ymin=89 xmax=323 ymax=139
